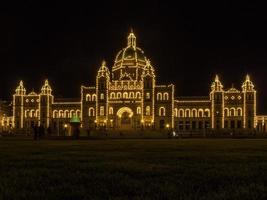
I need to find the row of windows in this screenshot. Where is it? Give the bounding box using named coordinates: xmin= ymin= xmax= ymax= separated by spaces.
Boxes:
xmin=86 ymin=92 xmax=170 ymax=101
xmin=25 ymin=109 xmax=39 ymax=118
xmin=110 ymin=92 xmax=141 ymax=99
xmin=224 ymin=108 xmax=242 ymax=117
xmin=88 ymin=106 xmax=166 ymax=117
xmin=174 ymin=108 xmax=210 ymax=118
xmin=53 ymin=110 xmax=81 ymax=118
xmin=85 ymin=94 xmax=97 ymax=101
xmin=157 ymin=93 xmax=169 ymax=101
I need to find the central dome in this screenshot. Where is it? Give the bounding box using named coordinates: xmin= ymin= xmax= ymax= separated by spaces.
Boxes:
xmin=112 ymin=31 xmax=150 ymax=81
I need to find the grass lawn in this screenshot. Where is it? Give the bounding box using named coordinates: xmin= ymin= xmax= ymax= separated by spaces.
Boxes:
xmin=1 ymin=138 xmax=267 ymax=200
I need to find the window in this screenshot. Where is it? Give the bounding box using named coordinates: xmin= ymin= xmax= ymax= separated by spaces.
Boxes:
xmin=88 ymin=107 xmax=95 ymax=116
xmin=237 ymin=108 xmax=242 ymax=116
xmin=92 ymin=94 xmax=97 ymax=101
xmin=64 ymin=110 xmax=69 ymax=118
xmin=204 ymin=109 xmax=210 ymax=117
xmin=110 ymin=92 xmax=116 ymax=99
xmin=185 ymin=109 xmax=190 ymax=117
xmin=230 ymin=108 xmax=235 ymax=116
xmin=117 ymin=92 xmax=122 ymax=99
xmin=198 ymin=109 xmax=203 ymax=117
xmin=76 ymin=110 xmax=81 ymax=117
xmin=136 ymin=92 xmax=141 ymax=99
xmin=123 ymin=92 xmax=128 ymax=99
xmin=100 ymin=93 xmax=104 ymax=100
xmin=159 ymin=107 xmax=166 ymax=116
xmin=100 ymin=106 xmax=104 ymax=116
xmin=174 ymin=108 xmax=178 ymax=117
xmin=224 ymin=108 xmax=229 ymax=117
xmin=137 ymin=107 xmax=141 ymax=114
xmin=146 ymin=106 xmax=151 ymax=116
xmin=86 ymin=94 xmax=91 ymax=101
xmin=109 ymin=107 xmax=113 ymax=115
xmin=157 ymin=93 xmax=162 ymax=100
xmin=163 ymin=92 xmax=169 ymax=100
xmin=179 ymin=109 xmax=184 ymax=117
xmin=129 ymin=92 xmax=134 ymax=98
xmin=146 ymin=92 xmax=150 ymax=99
xmin=192 ymin=109 xmax=197 ymax=118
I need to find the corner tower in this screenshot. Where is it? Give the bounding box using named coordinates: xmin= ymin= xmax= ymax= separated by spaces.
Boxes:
xmin=13 ymin=81 xmax=26 ymax=129
xmin=210 ymin=75 xmax=224 ymax=129
xmin=242 ymin=75 xmax=256 ymax=129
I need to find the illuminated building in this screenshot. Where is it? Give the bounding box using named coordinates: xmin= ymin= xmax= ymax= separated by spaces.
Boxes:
xmin=11 ymin=31 xmax=267 ymax=133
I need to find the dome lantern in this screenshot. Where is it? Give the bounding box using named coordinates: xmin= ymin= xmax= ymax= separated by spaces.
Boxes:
xmin=127 ymin=29 xmax=136 ymax=49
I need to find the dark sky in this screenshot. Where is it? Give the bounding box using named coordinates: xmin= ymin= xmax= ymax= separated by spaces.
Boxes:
xmin=1 ymin=1 xmax=267 ymax=113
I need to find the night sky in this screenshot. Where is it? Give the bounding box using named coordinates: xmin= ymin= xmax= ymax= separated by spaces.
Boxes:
xmin=1 ymin=1 xmax=267 ymax=113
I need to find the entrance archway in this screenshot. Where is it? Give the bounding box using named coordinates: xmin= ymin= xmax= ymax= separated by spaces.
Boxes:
xmin=117 ymin=107 xmax=133 ymax=130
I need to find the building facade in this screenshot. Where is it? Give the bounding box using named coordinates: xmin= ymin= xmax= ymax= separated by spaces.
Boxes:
xmin=11 ymin=31 xmax=267 ymax=133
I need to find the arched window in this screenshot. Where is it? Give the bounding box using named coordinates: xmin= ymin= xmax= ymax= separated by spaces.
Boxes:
xmin=30 ymin=109 xmax=35 ymax=118
xmin=100 ymin=93 xmax=104 ymax=100
xmin=110 ymin=92 xmax=116 ymax=99
xmin=36 ymin=110 xmax=40 ymax=118
xmin=230 ymin=108 xmax=235 ymax=116
xmin=88 ymin=107 xmax=95 ymax=116
xmin=117 ymin=92 xmax=122 ymax=99
xmin=146 ymin=106 xmax=151 ymax=116
xmin=163 ymin=92 xmax=169 ymax=100
xmin=53 ymin=110 xmax=58 ymax=118
xmin=198 ymin=109 xmax=204 ymax=117
xmin=109 ymin=107 xmax=113 ymax=115
xmin=25 ymin=109 xmax=30 ymax=118
xmin=136 ymin=92 xmax=141 ymax=99
xmin=64 ymin=110 xmax=69 ymax=118
xmin=178 ymin=109 xmax=184 ymax=117
xmin=137 ymin=107 xmax=141 ymax=114
xmin=224 ymin=108 xmax=229 ymax=117
xmin=123 ymin=92 xmax=128 ymax=99
xmin=92 ymin=94 xmax=96 ymax=101
xmin=70 ymin=110 xmax=75 ymax=117
xmin=86 ymin=94 xmax=91 ymax=101
xmin=237 ymin=108 xmax=242 ymax=116
xmin=100 ymin=106 xmax=104 ymax=116
xmin=76 ymin=110 xmax=81 ymax=118
xmin=174 ymin=108 xmax=178 ymax=117
xmin=159 ymin=107 xmax=166 ymax=116
xmin=157 ymin=93 xmax=162 ymax=100
xmin=192 ymin=109 xmax=197 ymax=118
xmin=129 ymin=92 xmax=134 ymax=98
xmin=204 ymin=109 xmax=210 ymax=117
xmin=185 ymin=109 xmax=190 ymax=117
xmin=59 ymin=110 xmax=64 ymax=118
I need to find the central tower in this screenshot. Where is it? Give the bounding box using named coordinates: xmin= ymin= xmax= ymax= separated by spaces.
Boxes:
xmin=112 ymin=30 xmax=149 ymax=81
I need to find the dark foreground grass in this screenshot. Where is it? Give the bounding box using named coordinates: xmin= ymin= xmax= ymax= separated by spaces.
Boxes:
xmin=1 ymin=138 xmax=267 ymax=200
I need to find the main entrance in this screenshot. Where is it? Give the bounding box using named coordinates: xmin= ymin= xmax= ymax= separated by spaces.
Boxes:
xmin=117 ymin=107 xmax=133 ymax=130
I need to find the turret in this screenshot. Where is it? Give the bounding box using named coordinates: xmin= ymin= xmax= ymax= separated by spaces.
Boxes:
xmin=96 ymin=61 xmax=110 ymax=126
xmin=39 ymin=79 xmax=53 ymax=128
xmin=210 ymin=75 xmax=224 ymax=129
xmin=13 ymin=80 xmax=26 ymax=129
xmin=242 ymin=75 xmax=256 ymax=129
xmin=141 ymin=59 xmax=155 ymax=126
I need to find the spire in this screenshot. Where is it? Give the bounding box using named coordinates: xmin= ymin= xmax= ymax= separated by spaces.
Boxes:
xmin=211 ymin=74 xmax=223 ymax=92
xmin=15 ymin=80 xmax=26 ymax=95
xmin=246 ymin=74 xmax=250 ymax=81
xmin=215 ymin=74 xmax=219 ymax=82
xmin=41 ymin=79 xmax=52 ymax=95
xmin=97 ymin=60 xmax=110 ymax=78
xmin=127 ymin=29 xmax=136 ymax=49
xmin=242 ymin=74 xmax=254 ymax=91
